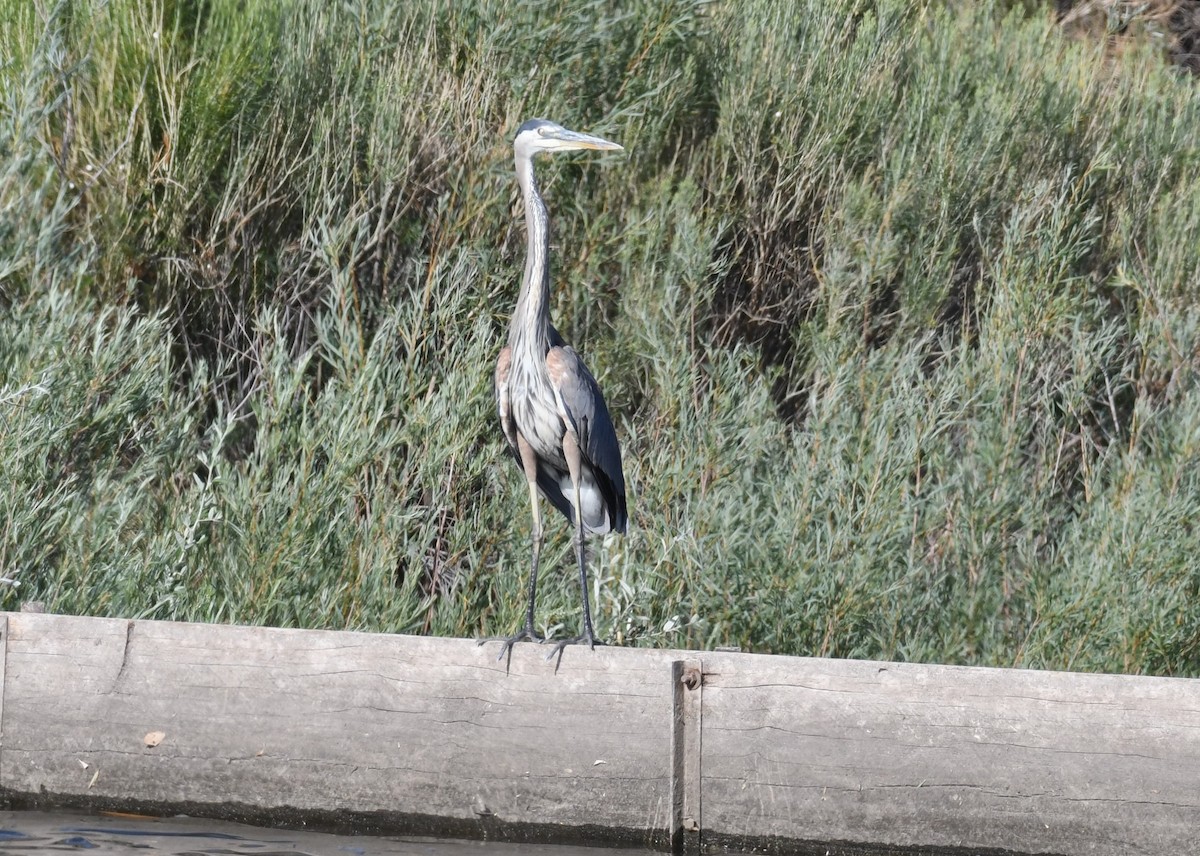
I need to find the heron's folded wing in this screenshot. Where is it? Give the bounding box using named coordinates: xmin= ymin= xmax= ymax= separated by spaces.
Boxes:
xmin=546 ymin=346 xmax=628 ymax=533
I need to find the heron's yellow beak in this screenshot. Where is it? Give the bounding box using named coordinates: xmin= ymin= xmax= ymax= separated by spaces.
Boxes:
xmin=545 ymin=128 xmax=624 ymax=152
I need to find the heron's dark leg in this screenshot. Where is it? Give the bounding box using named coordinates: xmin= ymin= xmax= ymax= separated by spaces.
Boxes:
xmin=478 ymin=436 xmax=545 ymax=668
xmin=521 ymin=479 xmax=544 ymax=637
xmin=546 ymin=431 xmax=604 ymax=671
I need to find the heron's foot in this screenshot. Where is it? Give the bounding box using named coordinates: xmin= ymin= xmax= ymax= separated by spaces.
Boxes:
xmin=477 ymin=627 xmax=545 ymax=671
xmin=544 ymin=628 xmax=606 ymax=673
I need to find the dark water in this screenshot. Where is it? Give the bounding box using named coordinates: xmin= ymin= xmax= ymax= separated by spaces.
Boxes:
xmin=0 ymin=811 xmax=659 ymax=855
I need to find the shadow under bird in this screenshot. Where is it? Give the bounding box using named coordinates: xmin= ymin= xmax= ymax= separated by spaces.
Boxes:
xmin=481 ymin=118 xmax=629 ymax=669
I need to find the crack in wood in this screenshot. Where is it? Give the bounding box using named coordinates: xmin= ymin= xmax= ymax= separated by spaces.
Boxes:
xmin=109 ymin=620 xmax=135 ymax=694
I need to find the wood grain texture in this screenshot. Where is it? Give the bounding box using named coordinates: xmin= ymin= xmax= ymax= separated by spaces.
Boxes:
xmin=1 ymin=612 xmax=1197 ymax=855
xmin=696 ymin=653 xmax=1200 ymax=854
xmin=0 ymin=613 xmax=674 ymax=845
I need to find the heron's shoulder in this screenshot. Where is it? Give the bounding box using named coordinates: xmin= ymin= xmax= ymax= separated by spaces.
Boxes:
xmin=544 ymin=343 xmax=576 ymax=371
xmin=545 ymin=345 xmax=596 ymax=388
xmin=495 ymin=346 xmax=512 ymax=378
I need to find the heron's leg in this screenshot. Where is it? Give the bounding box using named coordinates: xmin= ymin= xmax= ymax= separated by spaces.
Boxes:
xmin=573 ymin=478 xmax=599 ymax=644
xmin=522 ymin=478 xmax=544 ymax=637
xmin=546 ymin=431 xmax=604 ymax=671
xmin=478 ymin=435 xmax=545 ymax=668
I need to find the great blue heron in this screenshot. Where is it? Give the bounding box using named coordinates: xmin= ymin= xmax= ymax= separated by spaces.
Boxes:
xmin=482 ymin=118 xmax=628 ymax=667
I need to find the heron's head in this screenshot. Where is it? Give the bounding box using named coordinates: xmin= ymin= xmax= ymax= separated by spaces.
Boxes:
xmin=513 ymin=119 xmax=623 ymax=162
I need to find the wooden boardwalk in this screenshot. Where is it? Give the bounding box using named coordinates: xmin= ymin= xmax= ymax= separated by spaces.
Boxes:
xmin=0 ymin=611 xmax=1196 ymax=854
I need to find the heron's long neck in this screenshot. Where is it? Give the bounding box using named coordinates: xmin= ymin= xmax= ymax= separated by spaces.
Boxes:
xmin=512 ymin=153 xmax=552 ymax=354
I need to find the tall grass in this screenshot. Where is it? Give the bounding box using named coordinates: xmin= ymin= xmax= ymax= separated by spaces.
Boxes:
xmin=2 ymin=0 xmax=1199 ymax=675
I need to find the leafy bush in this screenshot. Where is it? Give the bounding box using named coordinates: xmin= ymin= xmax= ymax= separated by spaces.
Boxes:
xmin=2 ymin=0 xmax=1199 ymax=674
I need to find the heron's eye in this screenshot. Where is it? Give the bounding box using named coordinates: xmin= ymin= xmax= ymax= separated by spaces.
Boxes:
xmin=537 ymin=126 xmax=548 ymax=136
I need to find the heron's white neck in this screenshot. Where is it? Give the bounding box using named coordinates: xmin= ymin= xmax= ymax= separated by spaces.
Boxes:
xmin=511 ymin=151 xmax=552 ymax=354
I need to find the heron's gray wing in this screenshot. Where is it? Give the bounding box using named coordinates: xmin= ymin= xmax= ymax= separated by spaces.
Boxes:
xmin=546 ymin=345 xmax=628 ymax=533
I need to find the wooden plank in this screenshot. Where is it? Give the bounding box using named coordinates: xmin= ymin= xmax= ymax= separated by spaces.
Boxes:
xmin=1 ymin=611 xmax=1197 ymax=854
xmin=697 ymin=653 xmax=1200 ymax=855
xmin=0 ymin=612 xmax=676 ymax=848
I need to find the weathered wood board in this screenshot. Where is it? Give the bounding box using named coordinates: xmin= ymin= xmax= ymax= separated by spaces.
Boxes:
xmin=699 ymin=656 xmax=1200 ymax=854
xmin=0 ymin=611 xmax=1197 ymax=855
xmin=0 ymin=613 xmax=676 ymax=847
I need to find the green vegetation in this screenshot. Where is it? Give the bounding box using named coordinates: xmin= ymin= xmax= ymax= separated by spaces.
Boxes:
xmin=3 ymin=0 xmax=1199 ymax=675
